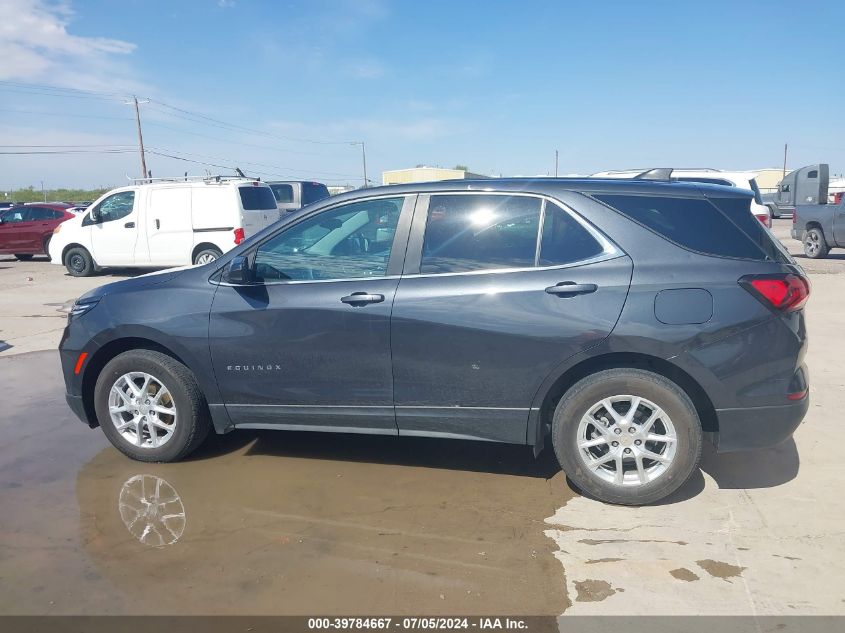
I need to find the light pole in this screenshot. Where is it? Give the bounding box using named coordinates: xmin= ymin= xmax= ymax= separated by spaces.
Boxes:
xmin=352 ymin=141 xmax=368 ymax=188
xmin=41 ymin=180 xmax=46 ymax=202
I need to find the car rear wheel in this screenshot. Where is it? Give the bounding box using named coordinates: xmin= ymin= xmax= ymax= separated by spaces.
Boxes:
xmin=64 ymin=246 xmax=94 ymax=276
xmin=14 ymin=254 xmax=33 ymax=261
xmin=193 ymin=247 xmax=223 ymax=265
xmin=94 ymin=350 xmax=211 ymax=462
xmin=551 ymin=368 xmax=702 ymax=505
xmin=804 ymin=228 xmax=828 ymax=259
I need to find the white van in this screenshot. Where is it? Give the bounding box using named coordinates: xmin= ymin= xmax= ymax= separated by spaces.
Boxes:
xmin=49 ymin=177 xmax=278 ymax=276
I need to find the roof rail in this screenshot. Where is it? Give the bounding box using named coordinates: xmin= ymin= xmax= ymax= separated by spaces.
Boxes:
xmin=633 ymin=168 xmax=673 ymax=181
xmin=126 ymin=174 xmax=258 ymax=184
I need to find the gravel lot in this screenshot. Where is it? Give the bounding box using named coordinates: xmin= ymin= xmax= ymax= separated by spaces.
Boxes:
xmin=1 ymin=219 xmax=843 ymax=616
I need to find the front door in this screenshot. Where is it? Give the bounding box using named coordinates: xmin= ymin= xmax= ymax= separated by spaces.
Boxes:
xmin=209 ymin=195 xmax=414 ymax=433
xmin=90 ymin=190 xmax=139 ymax=265
xmin=391 ymin=193 xmax=633 ymax=444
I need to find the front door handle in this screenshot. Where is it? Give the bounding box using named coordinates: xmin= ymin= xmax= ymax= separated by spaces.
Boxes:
xmin=124 ymin=222 xmax=135 ymax=228
xmin=545 ymin=282 xmax=598 ymax=296
xmin=341 ymin=292 xmax=385 ymax=305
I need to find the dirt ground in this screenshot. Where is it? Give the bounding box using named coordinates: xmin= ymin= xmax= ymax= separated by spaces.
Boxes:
xmin=1 ymin=219 xmax=843 ymax=616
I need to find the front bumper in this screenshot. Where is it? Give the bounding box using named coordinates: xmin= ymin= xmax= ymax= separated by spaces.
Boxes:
xmin=65 ymin=392 xmax=93 ymax=426
xmin=715 ymin=396 xmax=808 ymax=452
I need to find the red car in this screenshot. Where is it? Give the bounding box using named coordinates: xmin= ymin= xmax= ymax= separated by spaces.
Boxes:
xmin=0 ymin=204 xmax=76 ymax=260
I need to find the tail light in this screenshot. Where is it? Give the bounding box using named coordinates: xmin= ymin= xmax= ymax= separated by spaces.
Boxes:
xmin=740 ymin=273 xmax=810 ymax=312
xmin=754 ymin=213 xmax=770 ymax=228
xmin=234 ymin=228 xmax=245 ymax=244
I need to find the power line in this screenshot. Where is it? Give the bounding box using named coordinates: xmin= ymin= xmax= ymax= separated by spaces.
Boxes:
xmin=0 ymin=108 xmax=134 ymax=121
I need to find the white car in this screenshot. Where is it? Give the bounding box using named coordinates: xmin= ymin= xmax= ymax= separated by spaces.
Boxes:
xmin=591 ymin=169 xmax=772 ymax=228
xmin=49 ymin=177 xmax=279 ymax=276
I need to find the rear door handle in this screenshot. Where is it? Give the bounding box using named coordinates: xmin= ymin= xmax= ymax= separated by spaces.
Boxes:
xmin=341 ymin=292 xmax=385 ymax=305
xmin=545 ymin=282 xmax=598 ymax=296
xmin=124 ymin=222 xmax=135 ymax=228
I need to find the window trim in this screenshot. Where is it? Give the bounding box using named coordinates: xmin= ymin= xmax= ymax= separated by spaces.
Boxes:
xmin=215 ymin=193 xmax=417 ymax=286
xmin=402 ymin=191 xmax=621 ymax=277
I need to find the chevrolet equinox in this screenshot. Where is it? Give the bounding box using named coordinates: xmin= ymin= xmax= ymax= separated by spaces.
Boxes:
xmin=59 ymin=176 xmax=810 ymax=505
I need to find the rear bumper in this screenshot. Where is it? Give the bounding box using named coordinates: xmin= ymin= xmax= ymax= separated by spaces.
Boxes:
xmin=715 ymin=396 xmax=808 ymax=452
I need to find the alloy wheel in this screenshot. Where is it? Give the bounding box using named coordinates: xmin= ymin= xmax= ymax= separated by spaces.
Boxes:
xmin=576 ymin=395 xmax=677 ymax=486
xmin=108 ymin=372 xmax=178 ymax=449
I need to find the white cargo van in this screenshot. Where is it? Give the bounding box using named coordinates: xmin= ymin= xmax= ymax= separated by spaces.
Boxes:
xmin=49 ymin=177 xmax=278 ymax=276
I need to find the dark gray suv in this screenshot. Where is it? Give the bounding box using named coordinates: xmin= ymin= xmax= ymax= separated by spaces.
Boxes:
xmin=59 ymin=177 xmax=809 ymax=505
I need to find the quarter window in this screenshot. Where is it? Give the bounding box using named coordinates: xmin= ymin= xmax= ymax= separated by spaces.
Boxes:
xmin=539 ymin=202 xmax=604 ymax=266
xmin=420 ymin=195 xmax=541 ymax=274
xmin=254 ymin=197 xmax=403 ymax=281
xmin=594 ymin=194 xmax=766 ymax=260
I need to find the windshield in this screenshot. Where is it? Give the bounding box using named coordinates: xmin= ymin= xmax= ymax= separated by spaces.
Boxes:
xmin=302 ymin=182 xmax=330 ymax=205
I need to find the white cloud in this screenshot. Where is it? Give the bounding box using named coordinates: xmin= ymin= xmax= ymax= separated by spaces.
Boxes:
xmin=0 ymin=0 xmax=137 ymax=90
xmin=217 ymin=0 xmax=236 ymax=8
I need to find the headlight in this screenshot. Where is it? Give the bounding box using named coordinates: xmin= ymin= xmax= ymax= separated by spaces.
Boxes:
xmin=68 ymin=299 xmax=99 ymax=320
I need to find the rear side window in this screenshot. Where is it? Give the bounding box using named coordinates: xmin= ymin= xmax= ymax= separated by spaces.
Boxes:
xmin=303 ymin=182 xmax=330 ymax=205
xmin=270 ymin=184 xmax=294 ymax=203
xmin=421 ymin=194 xmax=541 ymax=274
xmin=539 ymin=202 xmax=605 ymax=266
xmin=593 ymin=194 xmax=767 ymax=260
xmin=239 ymin=186 xmax=278 ymax=210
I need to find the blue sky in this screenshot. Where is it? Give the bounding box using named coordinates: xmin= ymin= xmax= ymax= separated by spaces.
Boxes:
xmin=1 ymin=0 xmax=843 ymax=190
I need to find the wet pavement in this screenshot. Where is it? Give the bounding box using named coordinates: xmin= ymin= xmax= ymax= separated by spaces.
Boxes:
xmin=0 ymin=351 xmax=572 ymax=615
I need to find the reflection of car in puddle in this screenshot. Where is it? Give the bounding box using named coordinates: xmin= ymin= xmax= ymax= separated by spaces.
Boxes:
xmin=118 ymin=474 xmax=186 ymax=547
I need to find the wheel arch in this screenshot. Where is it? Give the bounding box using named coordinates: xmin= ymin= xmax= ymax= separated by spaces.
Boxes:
xmin=528 ymin=351 xmax=718 ymax=452
xmin=80 ymin=337 xmax=189 ymax=429
xmin=191 ymin=242 xmax=223 ymax=263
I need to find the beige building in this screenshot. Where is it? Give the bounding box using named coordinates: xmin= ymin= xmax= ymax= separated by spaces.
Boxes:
xmin=751 ymin=168 xmax=789 ymax=193
xmin=382 ymin=166 xmax=487 ymax=185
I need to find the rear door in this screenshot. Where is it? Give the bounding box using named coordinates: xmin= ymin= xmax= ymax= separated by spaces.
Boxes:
xmin=209 ymin=194 xmax=414 ymax=433
xmin=390 ymin=193 xmax=633 ymax=444
xmin=238 ymin=184 xmax=278 ymax=235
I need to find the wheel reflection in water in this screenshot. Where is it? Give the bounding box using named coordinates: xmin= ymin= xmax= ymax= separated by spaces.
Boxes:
xmin=118 ymin=474 xmax=186 ymax=547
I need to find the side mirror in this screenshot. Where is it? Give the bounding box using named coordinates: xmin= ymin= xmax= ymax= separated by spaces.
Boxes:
xmin=90 ymin=207 xmax=101 ymax=223
xmin=222 ymin=255 xmax=253 ymax=284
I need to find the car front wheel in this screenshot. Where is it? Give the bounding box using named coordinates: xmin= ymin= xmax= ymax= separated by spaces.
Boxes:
xmin=552 ymin=368 xmax=702 ymax=505
xmin=94 ymin=350 xmax=211 ymax=462
xmin=64 ymin=246 xmax=95 ymax=276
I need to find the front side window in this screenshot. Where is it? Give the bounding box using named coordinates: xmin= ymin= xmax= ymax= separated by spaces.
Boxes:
xmin=254 ymin=197 xmax=403 ymax=282
xmin=539 ymin=202 xmax=604 ymax=266
xmin=421 ymin=195 xmax=541 ymax=274
xmin=1 ymin=208 xmax=27 ymax=223
xmin=96 ymin=191 xmax=135 ymax=223
xmin=270 ymin=184 xmax=294 ymax=203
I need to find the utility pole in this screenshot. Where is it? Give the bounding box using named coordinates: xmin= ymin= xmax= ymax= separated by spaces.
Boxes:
xmin=782 ymin=143 xmax=788 ymax=180
xmin=352 ymin=142 xmax=368 ymax=188
xmin=40 ymin=180 xmax=46 ymax=202
xmin=555 ymin=149 xmax=559 ymax=178
xmin=130 ymin=96 xmax=149 ymax=181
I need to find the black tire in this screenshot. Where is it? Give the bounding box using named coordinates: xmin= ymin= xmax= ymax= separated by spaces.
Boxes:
xmin=803 ymin=228 xmax=829 ymax=259
xmin=64 ymin=246 xmax=95 ymax=276
xmin=551 ymin=368 xmax=702 ymax=506
xmin=94 ymin=350 xmax=211 ymax=462
xmin=14 ymin=254 xmax=33 ymax=261
xmin=193 ymin=247 xmax=223 ymax=265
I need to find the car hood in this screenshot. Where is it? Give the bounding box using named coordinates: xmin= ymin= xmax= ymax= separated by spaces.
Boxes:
xmin=76 ymin=266 xmax=192 ymax=303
